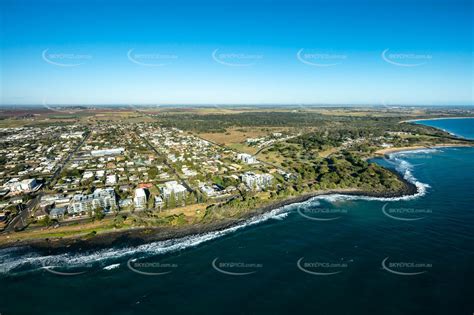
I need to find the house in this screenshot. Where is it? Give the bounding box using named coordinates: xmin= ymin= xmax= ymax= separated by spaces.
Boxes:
xmin=199 ymin=183 xmax=220 ymax=197
xmin=0 ymin=189 xmax=10 ymax=198
xmin=182 ymin=167 xmax=198 ymax=177
xmin=49 ymin=207 xmax=67 ymax=219
xmin=82 ymin=171 xmax=94 ymax=181
xmin=38 ymin=200 xmax=54 ymax=213
xmin=105 ymin=174 xmax=117 ymax=186
xmin=20 ymin=178 xmax=39 ymax=191
xmin=35 ymin=208 xmax=48 ymax=220
xmin=119 ymin=198 xmax=133 ymax=208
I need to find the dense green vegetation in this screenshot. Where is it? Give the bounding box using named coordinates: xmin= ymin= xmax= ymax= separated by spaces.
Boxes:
xmin=152 ymin=110 xmax=455 ymax=136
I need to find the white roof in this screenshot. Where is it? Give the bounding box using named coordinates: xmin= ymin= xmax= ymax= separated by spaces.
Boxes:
xmin=135 ymin=188 xmax=146 ymax=197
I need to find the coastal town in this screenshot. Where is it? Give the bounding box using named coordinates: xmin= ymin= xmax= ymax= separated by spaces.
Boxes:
xmin=0 ymin=106 xmax=472 ymax=244
xmin=1 ymin=0 xmax=472 ymax=313
xmin=0 ymin=121 xmax=282 ymax=232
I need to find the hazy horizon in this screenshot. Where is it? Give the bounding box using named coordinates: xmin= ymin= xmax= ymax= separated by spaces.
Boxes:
xmin=1 ymin=103 xmax=474 ymax=108
xmin=1 ymin=0 xmax=472 ymax=106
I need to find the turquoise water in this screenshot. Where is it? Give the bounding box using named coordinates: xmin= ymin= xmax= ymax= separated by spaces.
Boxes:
xmin=1 ymin=120 xmax=473 ymax=315
xmin=414 ymin=117 xmax=474 ymax=139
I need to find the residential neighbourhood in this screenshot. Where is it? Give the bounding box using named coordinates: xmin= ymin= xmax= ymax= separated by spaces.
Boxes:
xmin=0 ymin=122 xmax=279 ymax=230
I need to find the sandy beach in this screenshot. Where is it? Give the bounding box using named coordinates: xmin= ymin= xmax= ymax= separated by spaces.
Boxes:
xmin=401 ymin=116 xmax=474 ymax=123
xmin=374 ymin=143 xmax=474 ymax=155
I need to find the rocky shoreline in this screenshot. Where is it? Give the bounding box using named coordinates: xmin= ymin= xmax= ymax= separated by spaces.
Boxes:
xmin=0 ymin=175 xmax=417 ymax=254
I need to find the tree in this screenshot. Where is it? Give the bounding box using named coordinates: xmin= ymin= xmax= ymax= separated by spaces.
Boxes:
xmin=168 ymin=191 xmax=176 ymax=208
xmin=39 ymin=216 xmax=51 ymax=227
xmin=93 ymin=206 xmax=105 ymax=221
xmin=147 ymin=193 xmax=155 ymax=209
xmin=185 ymin=192 xmax=195 ymax=205
xmin=113 ymin=214 xmax=126 ymax=228
xmin=148 ymin=167 xmax=158 ymax=179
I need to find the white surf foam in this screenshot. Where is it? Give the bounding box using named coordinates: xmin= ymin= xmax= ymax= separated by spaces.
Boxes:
xmin=389 ymin=148 xmax=440 ymax=157
xmin=0 ymin=205 xmax=295 ymax=273
xmin=309 ymin=155 xmax=429 ymax=203
xmin=103 ymin=263 xmax=120 ymax=270
xmin=0 ymin=153 xmax=430 ymax=273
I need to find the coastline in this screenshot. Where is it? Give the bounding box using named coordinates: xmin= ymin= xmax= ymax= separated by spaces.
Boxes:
xmin=3 ymin=141 xmax=473 ymax=253
xmin=0 ymin=179 xmax=417 ymax=252
xmin=374 ymin=143 xmax=474 ymax=156
xmin=401 ymin=116 xmax=474 ymax=123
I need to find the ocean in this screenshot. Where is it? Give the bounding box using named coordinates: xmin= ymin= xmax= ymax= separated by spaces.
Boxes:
xmin=1 ymin=118 xmax=473 ymax=315
xmin=413 ymin=117 xmax=474 ymax=140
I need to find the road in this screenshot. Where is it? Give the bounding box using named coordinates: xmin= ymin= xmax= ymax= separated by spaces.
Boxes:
xmin=47 ymin=130 xmax=91 ymax=189
xmin=3 ymin=192 xmax=42 ymax=233
xmin=137 ymin=110 xmax=287 ymax=177
xmin=2 ymin=130 xmax=91 ymax=233
xmin=194 ymin=133 xmax=287 ymax=173
xmin=135 ymin=130 xmax=195 ymax=193
xmin=253 ymin=135 xmax=299 ymax=156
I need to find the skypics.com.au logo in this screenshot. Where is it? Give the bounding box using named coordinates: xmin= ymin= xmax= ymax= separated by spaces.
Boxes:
xmin=381 ymin=257 xmax=432 ymax=276
xmin=212 ymin=257 xmax=263 ymax=276
xmin=381 ymin=49 xmax=432 ymax=67
xmin=297 ymin=257 xmax=349 ymax=276
xmin=297 ymin=206 xmax=349 ymax=221
xmin=212 ymin=49 xmax=263 ymax=67
xmin=382 ymin=203 xmax=432 ymax=221
xmin=127 ymin=49 xmax=178 ymax=67
xmin=41 ymin=260 xmax=92 ymax=276
xmin=127 ymin=258 xmax=178 ymax=276
xmin=297 ymin=49 xmax=347 ymax=67
xmin=42 ymin=49 xmax=92 ymax=67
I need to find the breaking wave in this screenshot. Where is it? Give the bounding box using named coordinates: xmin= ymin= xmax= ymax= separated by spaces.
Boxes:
xmin=391 ymin=148 xmax=440 ymax=156
xmin=0 ymin=152 xmax=430 ymax=274
xmin=312 ymin=151 xmax=430 ymax=204
xmin=103 ymin=263 xmax=120 ymax=270
xmin=0 ymin=205 xmax=295 ymax=274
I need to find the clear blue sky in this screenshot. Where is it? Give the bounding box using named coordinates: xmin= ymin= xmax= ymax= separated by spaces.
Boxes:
xmin=0 ymin=0 xmax=472 ymax=105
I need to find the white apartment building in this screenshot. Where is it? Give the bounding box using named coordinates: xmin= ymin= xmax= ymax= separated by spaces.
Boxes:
xmin=241 ymin=172 xmax=274 ymax=190
xmin=160 ymin=181 xmax=187 ymax=200
xmin=69 ymin=188 xmax=117 ymax=214
xmin=134 ymin=188 xmax=147 ymax=210
xmin=237 ymin=153 xmax=257 ymax=164
xmin=60 ymin=131 xmax=84 ymax=139
xmin=4 ymin=178 xmax=38 ymax=193
xmin=91 ymin=148 xmax=125 ymax=157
